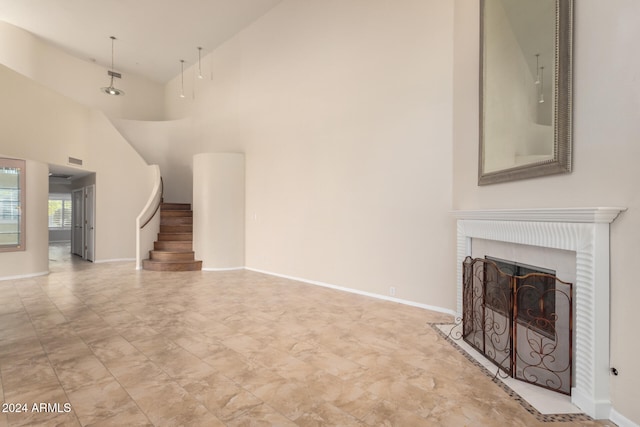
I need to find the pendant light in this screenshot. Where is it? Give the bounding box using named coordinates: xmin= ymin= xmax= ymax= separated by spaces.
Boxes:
xmin=197 ymin=47 xmax=204 ymax=79
xmin=101 ymin=36 xmax=125 ymax=96
xmin=538 ymin=66 xmax=545 ymax=104
xmin=180 ymin=60 xmax=186 ymax=98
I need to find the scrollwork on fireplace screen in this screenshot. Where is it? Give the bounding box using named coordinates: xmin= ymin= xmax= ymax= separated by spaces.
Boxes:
xmin=461 ymin=256 xmax=573 ymax=395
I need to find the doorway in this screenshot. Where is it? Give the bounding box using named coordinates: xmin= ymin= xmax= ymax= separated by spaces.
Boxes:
xmin=71 ymin=188 xmax=83 ymax=257
xmin=71 ymin=184 xmax=95 ymax=261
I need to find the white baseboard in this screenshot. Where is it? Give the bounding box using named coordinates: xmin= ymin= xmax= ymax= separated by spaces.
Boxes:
xmin=202 ymin=267 xmax=245 ymax=272
xmin=0 ymin=271 xmax=49 ymax=281
xmin=610 ymin=408 xmax=640 ymax=427
xmin=245 ymin=267 xmax=456 ymax=317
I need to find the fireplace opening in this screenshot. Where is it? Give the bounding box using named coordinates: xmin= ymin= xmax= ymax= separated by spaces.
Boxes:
xmin=484 ymin=257 xmax=557 ymax=340
xmin=462 ymin=256 xmax=573 ymax=395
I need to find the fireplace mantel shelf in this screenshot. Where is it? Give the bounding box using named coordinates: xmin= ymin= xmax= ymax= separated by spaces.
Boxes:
xmin=452 ymin=207 xmax=626 ymax=224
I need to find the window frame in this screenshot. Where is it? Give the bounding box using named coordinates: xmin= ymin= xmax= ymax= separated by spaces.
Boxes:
xmin=0 ymin=158 xmax=26 ymax=252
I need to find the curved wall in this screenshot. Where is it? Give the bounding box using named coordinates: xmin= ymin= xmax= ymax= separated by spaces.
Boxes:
xmin=193 ymin=153 xmax=245 ymax=269
xmin=112 ymin=118 xmax=195 ymax=204
xmin=0 ymin=158 xmax=49 ymax=280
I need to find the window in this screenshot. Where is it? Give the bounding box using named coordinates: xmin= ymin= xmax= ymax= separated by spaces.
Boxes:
xmin=0 ymin=158 xmax=26 ymax=252
xmin=48 ymin=194 xmax=72 ymax=230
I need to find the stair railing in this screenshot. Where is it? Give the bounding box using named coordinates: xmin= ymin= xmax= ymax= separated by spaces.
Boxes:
xmin=135 ymin=166 xmax=163 ymax=269
xmin=141 ymin=176 xmax=163 ymax=229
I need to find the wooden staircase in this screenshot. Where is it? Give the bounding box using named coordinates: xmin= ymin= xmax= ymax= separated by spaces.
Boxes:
xmin=142 ymin=203 xmax=202 ymax=271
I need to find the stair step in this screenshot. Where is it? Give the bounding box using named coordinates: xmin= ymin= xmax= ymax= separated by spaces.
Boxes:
xmin=157 ymin=233 xmax=193 ymax=241
xmin=160 ymin=225 xmax=193 ymax=233
xmin=149 ymin=250 xmax=195 ymax=262
xmin=142 ymin=259 xmax=202 ymax=272
xmin=154 ymin=241 xmax=192 ymax=251
xmin=161 ymin=210 xmax=193 ymax=217
xmin=142 ymin=201 xmax=200 ymax=272
xmin=161 ymin=216 xmax=193 ymax=226
xmin=161 ymin=203 xmax=191 ymax=211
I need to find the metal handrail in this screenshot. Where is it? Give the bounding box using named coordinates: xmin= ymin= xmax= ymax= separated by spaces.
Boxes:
xmin=141 ymin=177 xmax=163 ymax=229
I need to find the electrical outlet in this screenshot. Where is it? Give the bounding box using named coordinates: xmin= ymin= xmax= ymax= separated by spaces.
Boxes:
xmin=389 ymin=286 xmax=396 ymax=297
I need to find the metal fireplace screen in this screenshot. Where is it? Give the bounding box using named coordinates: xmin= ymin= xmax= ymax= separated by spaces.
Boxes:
xmin=462 ymin=256 xmax=573 ymax=395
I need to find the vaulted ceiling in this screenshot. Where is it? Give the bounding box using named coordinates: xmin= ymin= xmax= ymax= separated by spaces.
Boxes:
xmin=0 ymin=0 xmax=283 ymax=83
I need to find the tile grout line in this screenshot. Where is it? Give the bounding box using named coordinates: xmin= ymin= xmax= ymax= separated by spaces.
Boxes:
xmin=35 ymin=277 xmax=158 ymax=427
xmin=17 ymin=283 xmax=84 ymax=427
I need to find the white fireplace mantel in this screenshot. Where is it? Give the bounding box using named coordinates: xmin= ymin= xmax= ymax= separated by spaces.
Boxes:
xmin=452 ymin=207 xmax=626 ymax=420
xmin=453 ymin=207 xmax=624 ymax=223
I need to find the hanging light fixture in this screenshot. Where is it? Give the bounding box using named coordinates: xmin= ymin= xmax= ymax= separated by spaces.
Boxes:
xmin=101 ymin=36 xmax=125 ymax=96
xmin=534 ymin=53 xmax=541 ymax=85
xmin=538 ymin=66 xmax=545 ymax=104
xmin=197 ymin=47 xmax=204 ymax=79
xmin=179 ymin=59 xmax=186 ymax=98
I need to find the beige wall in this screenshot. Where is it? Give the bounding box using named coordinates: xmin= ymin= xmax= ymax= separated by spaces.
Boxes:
xmin=163 ymin=0 xmax=457 ymax=311
xmin=453 ymin=0 xmax=640 ymax=424
xmin=0 ymin=21 xmax=164 ymax=121
xmin=86 ymin=111 xmax=157 ymax=262
xmin=0 ymin=65 xmax=156 ymax=266
xmin=0 ymin=158 xmax=49 ymax=279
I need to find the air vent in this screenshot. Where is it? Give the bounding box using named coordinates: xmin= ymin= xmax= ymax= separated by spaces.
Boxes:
xmin=68 ymin=157 xmax=83 ymax=166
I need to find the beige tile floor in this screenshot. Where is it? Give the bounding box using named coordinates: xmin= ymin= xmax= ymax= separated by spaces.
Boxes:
xmin=0 ymin=243 xmax=616 ymax=426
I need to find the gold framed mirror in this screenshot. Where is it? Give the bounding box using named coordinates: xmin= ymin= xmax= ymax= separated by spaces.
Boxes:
xmin=479 ymin=0 xmax=573 ymax=185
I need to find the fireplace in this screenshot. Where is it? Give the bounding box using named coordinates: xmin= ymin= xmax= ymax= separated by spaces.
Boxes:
xmin=462 ymin=256 xmax=573 ymax=395
xmin=483 ymin=257 xmax=557 ymax=339
xmin=453 ymin=207 xmax=625 ymax=419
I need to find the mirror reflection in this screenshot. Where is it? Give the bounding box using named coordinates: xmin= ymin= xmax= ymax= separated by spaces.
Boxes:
xmin=483 ymin=0 xmax=555 ymax=173
xmin=479 ymin=0 xmax=572 ymax=185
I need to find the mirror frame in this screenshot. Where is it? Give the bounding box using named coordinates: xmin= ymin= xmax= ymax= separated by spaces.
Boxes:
xmin=478 ymin=0 xmax=573 ymax=186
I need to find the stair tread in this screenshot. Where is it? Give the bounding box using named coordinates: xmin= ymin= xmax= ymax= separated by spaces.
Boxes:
xmin=160 ymin=227 xmax=193 ymax=232
xmin=143 ymin=201 xmax=200 ymax=271
xmin=161 ymin=217 xmax=193 ymax=224
xmin=161 ymin=211 xmax=193 ymax=216
xmin=153 ymin=243 xmax=191 ymax=246
xmin=142 ymin=259 xmax=202 ymax=271
xmin=161 ymin=203 xmax=191 ymax=209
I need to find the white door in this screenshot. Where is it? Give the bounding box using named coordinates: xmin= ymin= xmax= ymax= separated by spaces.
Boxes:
xmin=84 ymin=185 xmax=95 ymax=262
xmin=71 ymin=188 xmax=84 ymax=257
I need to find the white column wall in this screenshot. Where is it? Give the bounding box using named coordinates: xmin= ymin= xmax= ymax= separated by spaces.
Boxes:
xmin=193 ymin=153 xmax=245 ymax=270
